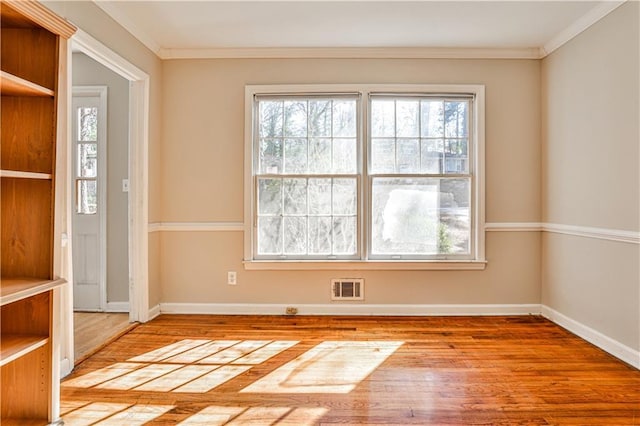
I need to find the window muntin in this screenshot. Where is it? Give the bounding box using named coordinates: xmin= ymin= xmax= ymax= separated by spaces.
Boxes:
xmin=254 ymin=96 xmax=360 ymax=259
xmin=368 ymin=96 xmax=473 ymax=259
xmin=248 ymin=86 xmax=482 ymax=264
xmin=76 ymin=106 xmax=99 ymax=215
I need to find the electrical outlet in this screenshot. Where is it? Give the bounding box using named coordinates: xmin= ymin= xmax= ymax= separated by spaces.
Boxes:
xmin=227 ymin=271 xmax=237 ymax=285
xmin=285 ymin=306 xmax=298 ymax=315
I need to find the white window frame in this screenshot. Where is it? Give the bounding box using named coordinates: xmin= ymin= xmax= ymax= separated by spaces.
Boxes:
xmin=252 ymin=93 xmax=362 ymax=261
xmin=244 ymin=84 xmax=486 ymax=271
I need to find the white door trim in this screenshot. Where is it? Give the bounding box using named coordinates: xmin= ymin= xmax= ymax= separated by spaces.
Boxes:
xmin=62 ymin=29 xmax=150 ymax=376
xmin=72 ymin=86 xmax=108 ymax=312
xmin=72 ymin=29 xmax=150 ymax=324
xmin=127 ymin=70 xmax=150 ymax=324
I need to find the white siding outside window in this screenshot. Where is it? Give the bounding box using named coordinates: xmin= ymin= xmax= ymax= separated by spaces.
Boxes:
xmin=368 ymin=95 xmax=473 ymax=260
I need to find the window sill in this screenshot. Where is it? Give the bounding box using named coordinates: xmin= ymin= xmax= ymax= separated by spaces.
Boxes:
xmin=243 ymin=260 xmax=487 ymax=271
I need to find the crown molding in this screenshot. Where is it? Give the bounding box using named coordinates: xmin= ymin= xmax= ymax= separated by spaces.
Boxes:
xmin=159 ymin=46 xmax=543 ymax=60
xmin=540 ymin=0 xmax=627 ymax=57
xmin=91 ymin=1 xmax=627 ymax=61
xmin=92 ymin=0 xmax=161 ymax=56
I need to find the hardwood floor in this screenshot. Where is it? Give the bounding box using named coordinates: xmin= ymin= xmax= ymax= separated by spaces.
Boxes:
xmin=61 ymin=315 xmax=640 ymax=425
xmin=74 ymin=312 xmax=137 ymax=364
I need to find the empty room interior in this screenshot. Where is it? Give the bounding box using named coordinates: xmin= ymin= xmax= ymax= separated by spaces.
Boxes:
xmin=0 ymin=0 xmax=638 ymax=425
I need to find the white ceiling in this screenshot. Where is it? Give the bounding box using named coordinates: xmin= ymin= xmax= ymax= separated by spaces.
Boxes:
xmin=93 ymin=1 xmax=624 ymax=59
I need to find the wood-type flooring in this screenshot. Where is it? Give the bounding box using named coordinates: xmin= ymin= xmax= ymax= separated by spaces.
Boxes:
xmin=74 ymin=312 xmax=136 ymax=364
xmin=61 ymin=315 xmax=640 ymax=425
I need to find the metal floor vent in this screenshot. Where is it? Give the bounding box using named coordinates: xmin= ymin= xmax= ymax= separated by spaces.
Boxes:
xmin=331 ymin=279 xmax=364 ymax=301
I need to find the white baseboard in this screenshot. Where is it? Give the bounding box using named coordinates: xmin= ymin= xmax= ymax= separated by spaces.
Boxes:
xmin=147 ymin=304 xmax=161 ymax=321
xmin=60 ymin=357 xmax=72 ymax=379
xmin=156 ymin=302 xmax=638 ymax=369
xmin=105 ymin=302 xmax=129 ymax=313
xmin=159 ymin=302 xmax=541 ymax=317
xmin=541 ymin=305 xmax=640 ymax=369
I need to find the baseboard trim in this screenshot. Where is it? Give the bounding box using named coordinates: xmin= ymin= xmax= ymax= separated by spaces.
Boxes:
xmin=105 ymin=302 xmax=129 ymax=313
xmin=60 ymin=357 xmax=72 ymax=379
xmin=159 ymin=302 xmax=541 ymax=317
xmin=147 ymin=304 xmax=161 ymax=321
xmin=541 ymin=305 xmax=640 ymax=369
xmin=155 ymin=302 xmax=638 ymax=368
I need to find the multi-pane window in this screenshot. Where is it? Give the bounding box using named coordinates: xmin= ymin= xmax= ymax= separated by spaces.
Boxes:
xmin=369 ymin=96 xmax=472 ymax=258
xmin=76 ymin=107 xmax=98 ymax=214
xmin=248 ymin=86 xmax=483 ymax=263
xmin=255 ymin=97 xmax=360 ymax=259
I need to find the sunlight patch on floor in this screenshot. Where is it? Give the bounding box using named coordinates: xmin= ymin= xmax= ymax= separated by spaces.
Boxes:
xmin=62 ymin=339 xmax=403 ymax=397
xmin=92 ymin=404 xmax=174 ymax=426
xmin=63 ymin=339 xmax=300 ymax=393
xmin=230 ymin=340 xmax=299 ymax=365
xmin=96 ymin=363 xmax=183 ymax=390
xmin=196 ymin=340 xmax=271 ymax=364
xmin=63 ymin=402 xmax=174 ymax=425
xmin=177 ymin=406 xmax=329 ymax=425
xmin=274 ymin=407 xmax=329 ymax=425
xmin=164 ymin=340 xmax=239 ymax=363
xmin=134 ymin=365 xmax=219 ymax=392
xmin=60 ymin=400 xmax=91 ymax=416
xmin=240 ymin=341 xmax=404 ymax=394
xmin=177 ymin=406 xmax=245 ymax=425
xmin=62 ymin=339 xmax=399 ymax=423
xmin=62 ymin=402 xmax=130 ymax=425
xmin=173 ymin=365 xmax=252 ymax=393
xmin=62 ymin=362 xmax=143 ymax=388
xmin=128 ymin=339 xmax=211 ymax=362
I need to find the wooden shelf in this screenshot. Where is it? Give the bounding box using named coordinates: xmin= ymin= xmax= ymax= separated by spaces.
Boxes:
xmin=0 ymin=170 xmax=52 ymax=180
xmin=0 ymin=334 xmax=48 ymax=367
xmin=0 ymin=71 xmax=54 ymax=97
xmin=0 ymin=278 xmax=65 ymax=306
xmin=0 ymin=419 xmax=50 ymax=426
xmin=1 ymin=2 xmax=75 ymax=424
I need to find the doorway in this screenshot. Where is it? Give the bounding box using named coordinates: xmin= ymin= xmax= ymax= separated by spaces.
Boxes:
xmin=61 ymin=29 xmax=150 ymax=376
xmin=71 ymin=52 xmax=133 ymax=361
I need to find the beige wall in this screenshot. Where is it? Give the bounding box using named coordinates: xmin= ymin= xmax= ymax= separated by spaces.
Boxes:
xmin=72 ymin=52 xmax=130 ymax=304
xmin=43 ymin=2 xmax=638 ymax=360
xmin=541 ymin=2 xmax=639 ymax=350
xmin=45 ymin=1 xmax=163 ymax=308
xmin=160 ymin=231 xmax=541 ymax=305
xmin=160 ymin=58 xmax=541 ymax=306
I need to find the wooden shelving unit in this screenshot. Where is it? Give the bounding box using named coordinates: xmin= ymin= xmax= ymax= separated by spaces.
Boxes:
xmin=1 ymin=71 xmax=56 ymax=97
xmin=1 ymin=1 xmax=75 ymax=424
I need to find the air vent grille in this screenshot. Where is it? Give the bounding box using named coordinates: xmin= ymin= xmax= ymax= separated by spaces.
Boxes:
xmin=331 ymin=279 xmax=364 ymax=301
